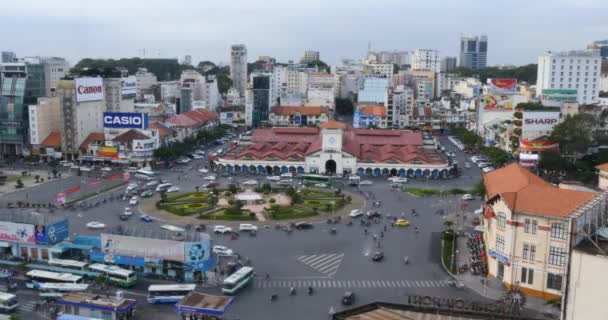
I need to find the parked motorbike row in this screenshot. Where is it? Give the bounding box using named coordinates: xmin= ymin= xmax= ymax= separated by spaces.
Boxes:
xmin=466 ymin=232 xmax=487 ymax=276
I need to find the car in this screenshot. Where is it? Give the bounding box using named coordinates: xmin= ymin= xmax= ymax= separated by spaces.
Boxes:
xmin=160 ymin=224 xmax=186 ymax=232
xmin=140 ymin=215 xmax=153 ymax=222
xmin=464 ymin=162 xmax=472 ymax=169
xmin=366 ymin=211 xmax=382 ymax=219
xmin=239 ymin=224 xmax=258 ymax=232
xmin=193 ymin=154 xmax=205 ymax=159
xmin=392 ymin=177 xmax=408 ymax=184
xmin=198 ymin=168 xmax=209 ymax=173
xmin=349 ymin=209 xmax=363 ymax=218
xmin=129 ymin=196 xmax=139 ymax=206
xmin=266 ymin=176 xmax=281 ymax=181
xmin=59 ymin=160 xmax=71 ymax=167
xmin=119 ymin=214 xmax=130 ymax=221
xmin=280 ymin=172 xmax=293 ymax=178
xmin=482 ymin=167 xmax=495 ymax=173
xmin=242 ymin=180 xmax=258 ymax=186
xmin=140 ymin=190 xmax=154 ymax=198
xmin=462 ymin=194 xmax=474 ymax=201
xmin=123 ymin=207 xmax=133 ymax=216
xmin=294 ymin=222 xmax=314 ymax=230
xmin=212 ymin=245 xmax=234 ymax=256
xmin=146 ymin=180 xmax=159 ymax=187
xmin=342 ymin=291 xmax=355 ymax=305
xmin=176 ymin=158 xmax=191 ymax=164
xmin=203 ymin=175 xmax=217 ymax=181
xmin=202 ymin=182 xmax=218 ymax=189
xmin=395 ymin=219 xmax=410 ymax=227
xmin=79 ymin=166 xmax=92 ymax=172
xmin=100 ymin=167 xmax=112 ymax=172
xmin=359 ymin=180 xmax=373 ymax=185
xmin=213 ymin=225 xmax=233 ymax=234
xmin=277 ymin=180 xmax=293 ymax=186
xmin=126 ymin=184 xmax=138 ymax=193
xmin=372 ymin=251 xmax=384 ymax=262
xmin=86 ymin=221 xmax=106 ymax=229
xmin=166 ymin=186 xmax=180 ymax=193
xmin=314 ymin=183 xmax=328 ymax=188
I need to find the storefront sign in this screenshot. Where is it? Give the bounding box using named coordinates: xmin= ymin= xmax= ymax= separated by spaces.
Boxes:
xmin=98 ymin=146 xmax=118 ymax=159
xmin=103 ymin=112 xmax=149 ymax=129
xmin=76 ymin=77 xmax=104 ymax=102
xmin=101 ymin=233 xmax=186 ymax=262
xmin=522 ymin=112 xmax=560 ymax=131
xmin=35 ymin=219 xmax=69 ymax=245
xmin=541 ymin=89 xmax=577 ymax=107
xmin=121 ymin=76 xmax=137 ymax=98
xmin=488 ymin=249 xmax=510 ymax=264
xmin=132 ymin=138 xmax=156 ymax=152
xmin=89 ymin=250 xmax=145 ymax=267
xmin=0 ymin=222 xmax=35 ymax=244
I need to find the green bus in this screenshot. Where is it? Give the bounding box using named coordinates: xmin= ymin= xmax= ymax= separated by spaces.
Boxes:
xmin=301 ymin=174 xmax=331 ymax=186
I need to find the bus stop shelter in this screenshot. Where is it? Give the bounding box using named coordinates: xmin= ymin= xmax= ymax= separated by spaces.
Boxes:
xmin=175 ymin=292 xmax=234 ymax=320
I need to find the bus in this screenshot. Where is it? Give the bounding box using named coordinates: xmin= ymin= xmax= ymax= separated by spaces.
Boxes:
xmin=87 ymin=263 xmax=137 ymax=288
xmin=48 ymin=259 xmax=88 ymax=271
xmin=222 ymin=266 xmax=254 ymax=295
xmin=25 ymin=270 xmax=83 ymax=289
xmin=38 ymin=282 xmax=89 ymax=292
xmin=301 ymin=174 xmax=331 ymax=186
xmin=0 ymin=292 xmax=18 ymax=313
xmin=135 ymin=169 xmax=157 ymax=180
xmin=147 ymin=284 xmax=196 ymax=304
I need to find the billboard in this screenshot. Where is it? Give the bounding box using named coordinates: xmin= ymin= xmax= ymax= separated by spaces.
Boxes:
xmin=103 ymin=112 xmax=149 ymax=129
xmin=35 ymin=219 xmax=69 ymax=245
xmin=353 ymin=111 xmax=361 ymax=128
xmin=522 ymin=112 xmax=561 ymax=131
xmin=89 ymin=250 xmax=145 ymax=267
xmin=0 ymin=222 xmax=35 ymax=244
xmin=482 ymin=95 xmax=513 ymax=111
xmin=76 ymin=77 xmax=104 ymax=102
xmin=133 ymin=138 xmax=156 ymax=152
xmin=121 ymin=76 xmax=137 ymax=98
xmin=541 ymin=89 xmax=577 ymax=107
xmin=100 ymin=233 xmax=186 ymax=262
xmin=185 ymin=240 xmax=213 ymax=271
xmin=98 ymin=146 xmax=118 ymax=159
xmin=519 ymin=139 xmax=559 ymax=152
xmin=488 ymin=79 xmax=517 ymax=94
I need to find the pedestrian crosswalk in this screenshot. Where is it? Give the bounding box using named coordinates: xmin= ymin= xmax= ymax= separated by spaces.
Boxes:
xmin=254 ymin=279 xmax=451 ymax=289
xmin=20 ymin=301 xmax=37 ymax=312
xmin=297 ymin=254 xmax=344 ymax=277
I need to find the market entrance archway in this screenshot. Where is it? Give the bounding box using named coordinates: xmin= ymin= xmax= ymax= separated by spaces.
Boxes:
xmin=325 ymin=159 xmax=337 ymax=175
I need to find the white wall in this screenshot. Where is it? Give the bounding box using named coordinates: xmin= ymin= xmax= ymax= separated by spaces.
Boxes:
xmin=566 ymin=248 xmax=608 ymax=320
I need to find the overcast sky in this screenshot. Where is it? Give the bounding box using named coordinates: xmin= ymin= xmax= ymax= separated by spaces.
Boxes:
xmin=1 ymin=0 xmax=606 ymax=67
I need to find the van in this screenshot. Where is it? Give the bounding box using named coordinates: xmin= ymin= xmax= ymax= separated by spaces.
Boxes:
xmin=155 ymin=183 xmax=173 ymax=192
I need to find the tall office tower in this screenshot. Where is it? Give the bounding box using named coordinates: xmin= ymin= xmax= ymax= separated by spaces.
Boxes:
xmin=411 ymin=49 xmax=440 ymax=72
xmin=0 ymin=63 xmax=27 ymax=157
xmin=440 ymin=57 xmax=457 ymax=72
xmin=459 ymin=35 xmax=488 ymax=70
xmin=230 ymin=44 xmax=248 ymax=98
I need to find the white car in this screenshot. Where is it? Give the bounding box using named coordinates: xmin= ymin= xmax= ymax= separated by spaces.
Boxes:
xmin=198 ymin=168 xmax=209 ymax=173
xmin=86 ymin=221 xmax=106 ymax=229
xmin=314 ymin=183 xmax=328 ymax=188
xmin=146 ymin=180 xmax=159 ymax=187
xmin=349 ymin=209 xmax=363 ymax=218
xmin=359 ymin=180 xmax=373 ymax=185
xmin=60 ymin=161 xmax=72 ymax=167
xmin=193 ymin=154 xmax=205 ymax=159
xmin=242 ymin=180 xmax=258 ymax=186
xmin=160 ymin=224 xmax=186 ymax=232
xmin=177 ymin=158 xmax=191 ymax=164
xmin=213 ymin=225 xmax=233 ymax=234
xmin=123 ymin=207 xmax=133 ymax=216
xmin=280 ymin=173 xmax=293 ymax=178
xmin=79 ymin=166 xmax=92 ymax=172
xmin=203 ymin=175 xmax=216 ymax=181
xmin=100 ymin=167 xmax=112 ymax=172
xmin=277 ymin=179 xmax=293 ymax=185
xmin=462 ymin=194 xmax=474 ymax=201
xmin=129 ymin=196 xmax=139 ymax=206
xmin=166 ymin=186 xmax=180 ymax=193
xmin=213 ymin=245 xmax=234 ymax=256
xmin=239 ymin=224 xmax=258 ymax=232
xmin=391 ymin=177 xmax=408 ymax=184
xmin=266 ymin=176 xmax=281 ymax=181
xmin=482 ymin=167 xmax=495 ymax=173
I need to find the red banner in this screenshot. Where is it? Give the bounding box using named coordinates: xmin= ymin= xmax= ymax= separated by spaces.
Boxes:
xmin=106 ymin=174 xmax=122 ymax=181
xmin=66 ymin=185 xmax=81 ymax=194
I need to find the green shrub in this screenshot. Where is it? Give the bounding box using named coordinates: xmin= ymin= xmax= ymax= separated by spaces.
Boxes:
xmin=449 ymin=188 xmax=467 ymax=195
xmin=269 ymin=198 xmax=276 ymax=204
xmin=224 ymin=191 xmax=232 ymax=197
xmin=224 ymin=207 xmax=242 ymax=215
xmin=228 ymin=199 xmax=235 ymax=205
xmin=263 ymin=191 xmax=270 ymax=196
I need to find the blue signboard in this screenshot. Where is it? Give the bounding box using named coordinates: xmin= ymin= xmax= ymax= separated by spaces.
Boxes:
xmin=35 ymin=219 xmax=69 ymax=245
xmin=185 ymin=240 xmax=213 ymax=271
xmin=294 ymin=115 xmax=302 ymax=126
xmin=353 ymin=111 xmax=361 ymax=127
xmin=103 ymin=112 xmax=149 ymax=129
xmin=89 ymin=250 xmax=145 ymax=267
xmin=488 ymin=249 xmax=509 ymax=264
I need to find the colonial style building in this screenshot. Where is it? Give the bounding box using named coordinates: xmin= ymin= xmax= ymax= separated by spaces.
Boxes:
xmin=269 ymin=106 xmax=330 ymax=127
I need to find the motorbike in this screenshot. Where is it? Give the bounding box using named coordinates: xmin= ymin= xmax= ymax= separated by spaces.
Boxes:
xmin=307 ymin=286 xmax=314 ymax=295
xmin=290 ymin=287 xmax=296 ymax=295
xmin=404 ymin=256 xmax=409 ymax=265
xmin=270 ymin=293 xmax=278 ymax=301
xmin=330 ymin=228 xmax=337 ymax=234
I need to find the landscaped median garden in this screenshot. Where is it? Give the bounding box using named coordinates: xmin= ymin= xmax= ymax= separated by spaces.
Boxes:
xmin=441 ymin=228 xmax=457 ymax=274
xmin=265 ymin=187 xmax=350 ymax=220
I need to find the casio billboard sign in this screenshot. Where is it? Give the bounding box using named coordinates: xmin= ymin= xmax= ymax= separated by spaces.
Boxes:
xmin=103 ymin=112 xmax=149 ymax=129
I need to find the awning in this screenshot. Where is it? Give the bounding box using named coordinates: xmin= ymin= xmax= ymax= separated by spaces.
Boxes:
xmin=0 ymin=241 xmax=12 ymax=248
xmin=52 ymin=242 xmax=95 ymax=252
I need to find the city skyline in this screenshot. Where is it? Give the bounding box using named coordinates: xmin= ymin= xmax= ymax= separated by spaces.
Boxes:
xmin=1 ymin=0 xmax=606 ymax=66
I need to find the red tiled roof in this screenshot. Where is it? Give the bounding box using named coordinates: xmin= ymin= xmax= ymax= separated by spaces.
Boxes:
xmin=148 ymin=122 xmax=172 ymax=137
xmin=79 ymin=132 xmax=105 ymax=150
xmin=359 ymin=105 xmax=386 ymax=117
xmin=40 ymin=131 xmax=61 ymax=148
xmin=271 ymin=106 xmax=329 ymax=116
xmin=112 ymin=129 xmax=150 ymax=144
xmin=166 ymin=114 xmax=198 ymax=127
xmin=596 ymin=163 xmax=608 ymax=171
xmin=166 ymin=109 xmax=218 ymax=128
xmin=319 ymin=121 xmax=346 ymax=129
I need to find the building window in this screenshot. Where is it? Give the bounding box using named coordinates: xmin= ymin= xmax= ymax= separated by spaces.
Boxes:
xmin=530 ymin=245 xmax=536 ymax=261
xmin=548 ymin=246 xmax=566 ymax=266
xmin=524 ymin=219 xmax=531 ymax=233
xmin=497 ymin=213 xmax=506 ymax=228
xmin=531 ymin=220 xmax=537 ymax=234
xmin=547 ymin=273 xmax=563 ymax=291
xmin=496 ymin=234 xmax=505 ymax=253
xmin=521 ymin=267 xmax=534 ymax=285
xmin=523 ymin=244 xmax=529 ymax=260
xmin=551 ymin=223 xmax=566 ymax=239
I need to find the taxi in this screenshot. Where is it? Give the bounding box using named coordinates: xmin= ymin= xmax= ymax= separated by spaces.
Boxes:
xmin=395 ymin=219 xmax=410 ymax=227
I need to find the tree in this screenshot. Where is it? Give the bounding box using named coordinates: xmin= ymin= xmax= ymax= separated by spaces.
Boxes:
xmin=538 ymin=151 xmax=574 ymax=172
xmin=549 ymin=114 xmax=596 ymax=156
xmin=452 ymin=64 xmax=538 ymax=84
xmin=307 ymin=60 xmax=329 ymax=72
xmin=15 ymin=179 xmax=24 ymax=189
xmin=335 ymin=98 xmax=354 ymax=116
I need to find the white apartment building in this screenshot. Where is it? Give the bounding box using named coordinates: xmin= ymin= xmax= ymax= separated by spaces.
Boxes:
xmin=103 ymin=78 xmax=135 ymax=113
xmin=28 ymin=97 xmax=61 ymax=146
xmin=160 ymin=81 xmax=179 ymax=102
xmin=230 ymin=44 xmax=248 ymax=98
xmin=536 ymin=50 xmax=602 ymax=104
xmin=301 ymin=50 xmax=320 ymax=64
xmin=135 ymin=68 xmax=158 ymax=100
xmin=364 ymin=63 xmax=394 ymax=79
xmin=43 ymin=57 xmax=69 ymax=96
xmin=411 ymin=49 xmax=440 ymax=72
xmin=453 ymin=77 xmax=482 ymax=98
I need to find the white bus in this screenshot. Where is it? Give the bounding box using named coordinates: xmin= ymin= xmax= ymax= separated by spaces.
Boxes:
xmin=87 ymin=263 xmax=137 ymax=288
xmin=0 ymin=292 xmax=18 ymax=313
xmin=147 ymin=284 xmax=196 ymax=304
xmin=135 ymin=169 xmax=157 ymax=181
xmin=38 ymin=282 xmax=89 ymax=292
xmin=222 ymin=266 xmax=254 ymax=295
xmin=25 ymin=270 xmax=83 ymax=289
xmin=48 ymin=259 xmax=88 ymax=271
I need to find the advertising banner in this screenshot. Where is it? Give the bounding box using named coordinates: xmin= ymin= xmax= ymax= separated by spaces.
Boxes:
xmin=482 ymin=95 xmax=513 ymax=111
xmin=76 ymin=77 xmax=104 ymax=102
xmin=522 ymin=112 xmax=561 ymax=132
xmin=98 ymin=146 xmax=118 ymax=159
xmin=100 ymin=233 xmax=186 ymax=262
xmin=35 ymin=219 xmax=69 ymax=245
xmin=353 ymin=111 xmax=361 ymax=128
xmin=0 ymin=222 xmax=35 ymax=244
xmin=121 ymin=76 xmax=137 ymax=98
xmin=488 ymin=79 xmax=517 ymax=94
xmin=89 ymin=250 xmax=145 ymax=267
xmin=66 ymin=185 xmax=81 ymax=194
xmin=56 ymin=193 xmax=65 ymax=206
xmin=541 ymin=89 xmax=577 ymax=107
xmin=103 ymin=112 xmax=149 ymax=129
xmin=132 ymin=138 xmax=156 ymax=152
xmin=519 ymin=139 xmax=559 ymax=152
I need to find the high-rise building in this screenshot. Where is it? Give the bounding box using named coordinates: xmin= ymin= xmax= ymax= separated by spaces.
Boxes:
xmin=230 ymin=44 xmax=248 ymax=98
xmin=440 ymin=57 xmax=457 ymax=72
xmin=301 ymin=50 xmax=320 ymax=64
xmin=536 ymin=49 xmax=602 ymax=105
xmin=104 ymin=78 xmax=135 ymax=113
xmin=0 ymin=63 xmax=28 ymax=157
xmin=24 ymin=63 xmax=46 ymax=105
xmin=587 ymin=40 xmax=608 ymax=59
xmin=184 ymin=55 xmax=192 ymax=66
xmin=44 ymin=57 xmax=69 ymax=96
xmin=135 ymin=68 xmax=158 ymax=100
xmin=245 ymin=73 xmax=274 ymax=127
xmin=459 ymin=35 xmax=488 ymax=70
xmin=1 ymin=51 xmax=16 ymax=63
xmin=28 ymin=97 xmax=61 ymax=147
xmin=411 ymin=49 xmax=440 ymax=72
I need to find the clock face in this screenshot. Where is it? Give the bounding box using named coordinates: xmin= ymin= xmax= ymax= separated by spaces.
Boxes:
xmin=329 ymin=137 xmax=336 ymax=144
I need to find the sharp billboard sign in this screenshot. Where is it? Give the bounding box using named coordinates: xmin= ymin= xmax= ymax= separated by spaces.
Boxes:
xmin=522 ymin=112 xmax=561 ymax=132
xmin=103 ymin=112 xmax=149 ymax=129
xmin=76 ymin=77 xmax=104 ymax=102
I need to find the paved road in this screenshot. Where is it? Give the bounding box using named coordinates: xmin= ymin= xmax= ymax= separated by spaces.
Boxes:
xmin=0 ymin=133 xmax=495 ymax=320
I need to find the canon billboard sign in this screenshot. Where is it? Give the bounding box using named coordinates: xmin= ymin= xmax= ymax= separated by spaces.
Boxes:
xmin=75 ymin=77 xmax=104 ymax=102
xmin=522 ymin=112 xmax=560 ymax=132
